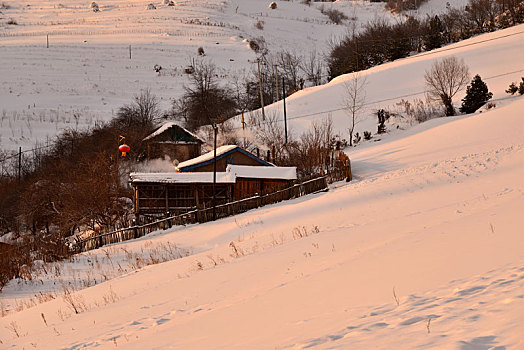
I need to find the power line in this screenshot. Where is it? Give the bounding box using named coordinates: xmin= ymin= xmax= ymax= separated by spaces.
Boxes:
xmin=236 ymin=68 xmax=524 ymax=130
xmin=0 ymin=144 xmax=53 ymax=164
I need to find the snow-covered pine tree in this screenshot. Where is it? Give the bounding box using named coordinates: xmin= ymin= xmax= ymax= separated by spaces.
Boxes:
xmin=459 ymin=74 xmax=493 ymax=114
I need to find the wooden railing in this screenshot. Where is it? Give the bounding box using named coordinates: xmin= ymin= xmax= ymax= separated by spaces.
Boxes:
xmin=76 ymin=168 xmax=349 ymax=253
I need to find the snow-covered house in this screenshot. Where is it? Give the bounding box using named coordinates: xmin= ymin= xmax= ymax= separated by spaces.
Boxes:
xmin=130 ymin=164 xmax=297 ymax=217
xmin=176 ymin=145 xmax=272 ymax=172
xmin=143 ymin=122 xmax=204 ymax=162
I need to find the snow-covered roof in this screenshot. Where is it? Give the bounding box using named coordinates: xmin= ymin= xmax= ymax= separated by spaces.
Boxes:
xmin=130 ymin=172 xmax=235 ymax=184
xmin=143 ymin=122 xmax=204 ymax=143
xmin=226 ymin=165 xmax=297 ymax=180
xmin=176 ymin=145 xmax=236 ymax=170
xmin=130 ymin=165 xmax=295 ymax=184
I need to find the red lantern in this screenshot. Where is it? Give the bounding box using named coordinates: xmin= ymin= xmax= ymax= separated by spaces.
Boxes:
xmin=119 ymin=144 xmax=130 ymax=157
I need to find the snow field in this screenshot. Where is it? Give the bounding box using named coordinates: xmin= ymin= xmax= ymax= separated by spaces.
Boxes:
xmin=1 ymin=94 xmax=523 ymax=348
xmin=1 ymin=0 xmax=445 ymax=152
xmin=0 ymin=1 xmax=523 ymax=348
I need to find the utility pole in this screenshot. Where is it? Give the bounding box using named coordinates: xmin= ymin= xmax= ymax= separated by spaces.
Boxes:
xmin=46 ymin=34 xmax=49 ymax=49
xmin=282 ymin=77 xmax=288 ymax=145
xmin=212 ymin=124 xmax=218 ymax=221
xmin=257 ymin=58 xmax=266 ymax=120
xmin=18 ymin=146 xmax=22 ymax=183
xmin=274 ymin=64 xmax=279 ymax=101
xmin=129 ymin=45 xmax=132 ymax=59
xmin=355 ymin=40 xmax=359 ymax=71
xmin=241 ymin=110 xmax=246 ymax=149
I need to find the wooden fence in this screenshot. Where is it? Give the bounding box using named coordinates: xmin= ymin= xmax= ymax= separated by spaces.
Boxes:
xmin=75 ymin=164 xmax=350 ymax=252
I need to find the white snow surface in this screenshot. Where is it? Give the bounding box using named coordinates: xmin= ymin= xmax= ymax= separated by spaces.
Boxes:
xmin=0 ymin=0 xmax=469 ymax=152
xmin=142 ymin=121 xmax=203 ymax=142
xmin=227 ymin=164 xmax=297 ymax=180
xmin=2 ymin=92 xmax=524 ymax=349
xmin=1 ymin=5 xmax=524 ymax=350
xmin=176 ymin=144 xmax=244 ymax=170
xmin=129 ymin=171 xmax=235 ymax=184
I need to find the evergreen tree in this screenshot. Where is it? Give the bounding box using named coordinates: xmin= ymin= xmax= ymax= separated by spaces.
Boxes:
xmin=519 ymin=77 xmax=524 ymax=95
xmin=506 ymin=82 xmax=518 ymax=95
xmin=424 ymin=15 xmax=444 ymax=50
xmin=460 ymin=74 xmax=493 ymax=114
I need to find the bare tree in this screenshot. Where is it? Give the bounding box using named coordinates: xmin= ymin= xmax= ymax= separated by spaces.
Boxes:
xmin=276 ymin=50 xmax=303 ymax=92
xmin=342 ymin=73 xmax=367 ymax=146
xmin=172 ymin=60 xmax=237 ymax=130
xmin=116 ymin=88 xmax=160 ymax=128
xmin=248 ymin=110 xmax=288 ymax=163
xmin=424 ymin=56 xmax=470 ymax=116
xmin=300 ymin=50 xmax=324 ymax=87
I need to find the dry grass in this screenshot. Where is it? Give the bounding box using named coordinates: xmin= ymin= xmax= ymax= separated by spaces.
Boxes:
xmin=5 ymin=321 xmax=21 ymax=338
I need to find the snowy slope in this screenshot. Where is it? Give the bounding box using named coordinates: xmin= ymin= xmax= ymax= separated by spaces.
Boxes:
xmin=0 ymin=0 xmax=471 ymax=152
xmin=251 ymin=24 xmax=524 ymax=141
xmin=0 ymin=0 xmax=399 ymax=151
xmin=1 ymin=93 xmax=523 ymax=350
xmin=1 ymin=24 xmax=524 ymax=349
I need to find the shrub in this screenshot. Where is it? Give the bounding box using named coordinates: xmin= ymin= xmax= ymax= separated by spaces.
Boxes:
xmin=353 ymin=132 xmax=361 ymax=145
xmin=248 ymin=37 xmax=267 ymax=55
xmin=363 ymin=131 xmax=372 ymax=140
xmin=377 ymin=109 xmax=390 ymax=134
xmin=197 ymin=46 xmax=205 ymax=56
xmin=254 ymin=20 xmax=264 ymax=30
xmin=320 ymin=7 xmax=348 ymax=25
xmin=396 ymin=98 xmax=442 ymax=123
xmin=506 ymin=82 xmax=518 ymax=95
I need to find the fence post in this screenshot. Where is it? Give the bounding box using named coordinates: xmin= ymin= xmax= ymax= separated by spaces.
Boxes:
xmin=346 ymin=160 xmax=352 ymax=182
xmin=133 ymin=219 xmax=138 ymax=239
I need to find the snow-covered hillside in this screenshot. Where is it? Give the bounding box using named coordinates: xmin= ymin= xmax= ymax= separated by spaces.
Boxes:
xmin=0 ymin=0 xmax=475 ymax=152
xmin=1 ymin=22 xmax=524 ymax=348
xmin=0 ymin=0 xmax=398 ymax=151
xmin=254 ymin=23 xmax=524 ymax=140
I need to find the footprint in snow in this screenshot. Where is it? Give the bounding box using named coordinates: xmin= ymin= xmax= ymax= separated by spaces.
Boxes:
xmin=155 ymin=318 xmax=170 ymax=326
xmin=456 ymin=285 xmax=487 ymax=296
xmin=458 ymin=335 xmax=505 ymax=350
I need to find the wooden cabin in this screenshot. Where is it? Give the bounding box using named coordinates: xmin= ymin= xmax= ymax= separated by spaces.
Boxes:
xmin=130 ymin=165 xmax=297 ymax=218
xmin=143 ymin=122 xmax=203 ymax=162
xmin=176 ymin=145 xmax=272 ymax=172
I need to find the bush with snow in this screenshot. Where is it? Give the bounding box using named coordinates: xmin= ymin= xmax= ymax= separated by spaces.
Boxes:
xmin=90 ymin=2 xmax=99 ymax=12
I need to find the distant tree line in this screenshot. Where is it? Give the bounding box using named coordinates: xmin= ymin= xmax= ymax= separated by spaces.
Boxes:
xmin=328 ymin=0 xmax=524 ymax=79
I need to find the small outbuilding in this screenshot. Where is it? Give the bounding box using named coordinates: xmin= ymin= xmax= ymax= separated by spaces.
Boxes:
xmin=226 ymin=164 xmax=296 ymax=200
xmin=176 ymin=145 xmax=272 ymax=172
xmin=143 ymin=122 xmax=204 ymax=163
